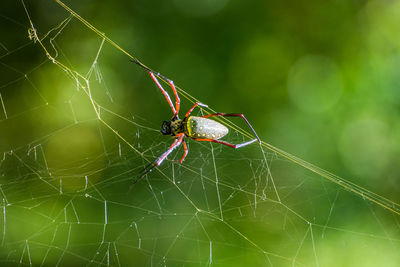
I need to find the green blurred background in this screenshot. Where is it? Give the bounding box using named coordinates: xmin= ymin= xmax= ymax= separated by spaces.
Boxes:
xmin=0 ymin=0 xmax=400 ymax=266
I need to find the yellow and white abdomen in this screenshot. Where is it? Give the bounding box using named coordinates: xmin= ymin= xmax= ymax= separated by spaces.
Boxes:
xmin=184 ymin=116 xmax=229 ymax=140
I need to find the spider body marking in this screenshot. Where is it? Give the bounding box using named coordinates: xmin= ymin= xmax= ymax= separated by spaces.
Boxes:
xmin=131 ymin=59 xmax=261 ymax=184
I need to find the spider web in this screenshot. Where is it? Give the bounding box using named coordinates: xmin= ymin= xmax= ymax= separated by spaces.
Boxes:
xmin=0 ymin=1 xmax=399 ymax=266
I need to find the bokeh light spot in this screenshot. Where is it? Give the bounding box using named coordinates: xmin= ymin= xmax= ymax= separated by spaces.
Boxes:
xmin=339 ymin=118 xmax=391 ymax=179
xmin=45 ymin=125 xmax=105 ymax=191
xmin=288 ymin=55 xmax=343 ymax=113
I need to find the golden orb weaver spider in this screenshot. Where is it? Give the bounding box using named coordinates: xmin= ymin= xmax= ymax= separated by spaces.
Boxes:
xmin=131 ymin=59 xmax=261 ymax=184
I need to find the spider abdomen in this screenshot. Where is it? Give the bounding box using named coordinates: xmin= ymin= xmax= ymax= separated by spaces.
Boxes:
xmin=185 ymin=116 xmax=228 ymax=140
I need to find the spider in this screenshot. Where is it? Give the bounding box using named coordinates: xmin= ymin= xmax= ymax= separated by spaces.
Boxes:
xmin=131 ymin=59 xmax=261 ymax=184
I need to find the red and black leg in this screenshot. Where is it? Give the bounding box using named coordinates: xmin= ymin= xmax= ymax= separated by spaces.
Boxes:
xmin=193 ymin=138 xmax=257 ymax=149
xmin=148 ymin=72 xmax=180 ymax=117
xmin=184 ymin=102 xmax=208 ymax=118
xmin=180 ymin=140 xmax=188 ymax=163
xmin=130 ymin=59 xmax=180 ymax=116
xmin=133 ymin=133 xmax=185 ymax=185
xmin=202 ymin=113 xmax=261 ymax=144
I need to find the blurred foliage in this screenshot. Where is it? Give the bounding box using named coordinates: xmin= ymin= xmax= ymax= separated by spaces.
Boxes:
xmin=17 ymin=0 xmax=399 ymax=192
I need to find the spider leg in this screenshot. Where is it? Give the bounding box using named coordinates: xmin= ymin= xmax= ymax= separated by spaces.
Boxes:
xmin=130 ymin=59 xmax=183 ymax=116
xmin=166 ymin=79 xmax=180 ymax=115
xmin=193 ymin=138 xmax=258 ymax=149
xmin=148 ymin=72 xmax=176 ymax=115
xmin=156 ymin=133 xmax=184 ymax=165
xmin=202 ymin=113 xmax=261 ymax=144
xmin=185 ymin=102 xmax=208 ymax=118
xmin=132 ymin=133 xmax=185 ymax=185
xmin=180 ymin=140 xmax=188 ymax=163
xmin=132 ymin=160 xmax=158 ymax=187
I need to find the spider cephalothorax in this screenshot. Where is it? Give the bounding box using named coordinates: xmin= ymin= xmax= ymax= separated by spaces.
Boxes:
xmin=169 ymin=119 xmax=185 ymax=136
xmin=131 ymin=59 xmax=261 ymax=184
